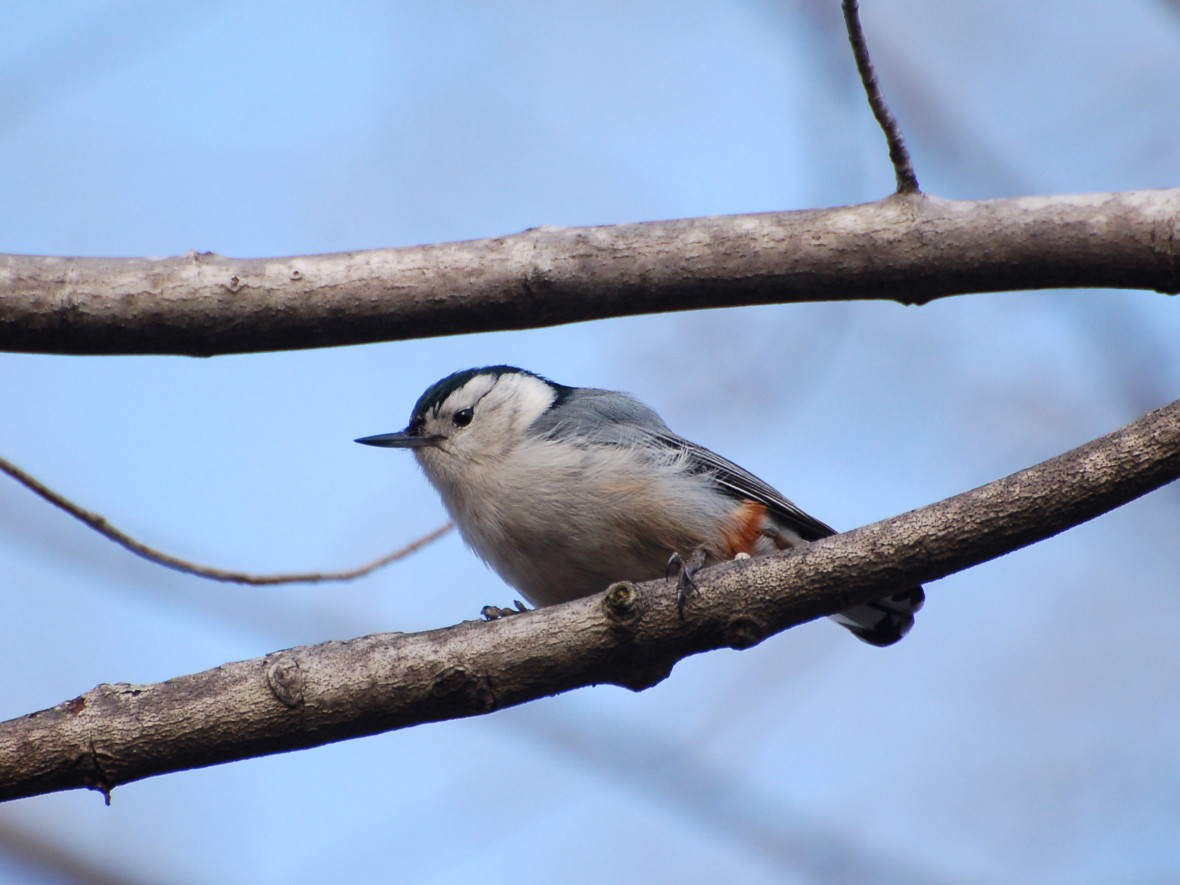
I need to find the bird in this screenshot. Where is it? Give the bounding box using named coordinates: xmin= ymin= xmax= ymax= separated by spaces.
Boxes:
xmin=357 ymin=366 xmax=923 ymax=646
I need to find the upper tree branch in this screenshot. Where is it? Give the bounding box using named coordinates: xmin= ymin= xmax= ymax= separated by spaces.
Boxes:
xmin=1 ymin=189 xmax=1176 ymax=357
xmin=2 ymin=396 xmax=1178 ymax=803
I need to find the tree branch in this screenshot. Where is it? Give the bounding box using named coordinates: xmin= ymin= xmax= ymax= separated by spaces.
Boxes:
xmin=3 ymin=396 xmax=1178 ymax=804
xmin=842 ymin=0 xmax=920 ymax=193
xmin=0 ymin=455 xmax=453 ymax=585
xmin=1 ymin=188 xmax=1176 ymax=357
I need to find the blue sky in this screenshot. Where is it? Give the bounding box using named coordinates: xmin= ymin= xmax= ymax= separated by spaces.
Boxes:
xmin=2 ymin=2 xmax=1179 ymax=883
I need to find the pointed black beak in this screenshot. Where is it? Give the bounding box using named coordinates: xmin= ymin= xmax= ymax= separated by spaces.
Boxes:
xmin=355 ymin=429 xmax=441 ymax=449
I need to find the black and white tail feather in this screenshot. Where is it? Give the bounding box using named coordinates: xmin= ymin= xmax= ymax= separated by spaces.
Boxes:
xmin=658 ymin=428 xmax=924 ymax=645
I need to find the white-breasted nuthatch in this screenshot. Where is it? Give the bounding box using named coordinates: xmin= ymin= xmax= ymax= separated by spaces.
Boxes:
xmin=357 ymin=366 xmax=923 ymax=646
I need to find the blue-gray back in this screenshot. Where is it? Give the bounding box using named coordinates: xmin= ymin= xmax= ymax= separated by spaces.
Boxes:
xmin=531 ymin=386 xmax=835 ymax=541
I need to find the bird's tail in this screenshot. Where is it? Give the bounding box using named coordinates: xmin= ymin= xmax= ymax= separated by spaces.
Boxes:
xmin=829 ymin=586 xmax=925 ymax=647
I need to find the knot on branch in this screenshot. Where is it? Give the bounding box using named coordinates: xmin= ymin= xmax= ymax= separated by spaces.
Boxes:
xmin=432 ymin=666 xmax=496 ymax=712
xmin=604 ymin=581 xmax=642 ymax=631
xmin=77 ymin=741 xmax=115 ymax=806
xmin=612 ymin=659 xmax=676 ymax=694
xmin=724 ymin=616 xmax=767 ymax=650
xmin=265 ymin=656 xmax=306 ymax=708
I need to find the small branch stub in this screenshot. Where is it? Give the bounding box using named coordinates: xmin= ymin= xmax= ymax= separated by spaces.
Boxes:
xmin=604 ymin=581 xmax=641 ymax=629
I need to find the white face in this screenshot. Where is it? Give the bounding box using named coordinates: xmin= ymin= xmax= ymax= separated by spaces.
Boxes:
xmin=412 ymin=371 xmax=557 ymax=476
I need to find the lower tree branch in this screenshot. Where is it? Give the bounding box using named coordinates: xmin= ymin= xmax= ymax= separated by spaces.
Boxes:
xmin=2 ymin=396 xmax=1178 ymax=804
xmin=1 ymin=188 xmax=1177 ymax=356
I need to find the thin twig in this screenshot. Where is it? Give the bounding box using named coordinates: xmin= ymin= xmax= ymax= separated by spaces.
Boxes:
xmin=841 ymin=0 xmax=920 ymax=193
xmin=0 ymin=455 xmax=452 ymax=585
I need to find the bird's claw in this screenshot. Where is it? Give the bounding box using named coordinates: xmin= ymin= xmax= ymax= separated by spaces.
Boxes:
xmin=481 ymin=600 xmax=530 ymax=621
xmin=666 ymin=549 xmax=707 ymax=615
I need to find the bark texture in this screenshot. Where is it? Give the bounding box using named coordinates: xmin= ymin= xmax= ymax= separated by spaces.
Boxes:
xmin=1 ymin=188 xmax=1177 ymax=356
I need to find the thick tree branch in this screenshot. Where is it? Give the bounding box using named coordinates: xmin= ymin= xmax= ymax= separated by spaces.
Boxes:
xmin=2 ymin=396 xmax=1178 ymax=803
xmin=1 ymin=188 xmax=1176 ymax=357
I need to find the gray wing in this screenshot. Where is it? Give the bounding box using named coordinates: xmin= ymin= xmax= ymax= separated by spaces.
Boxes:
xmin=652 ymin=431 xmax=837 ymax=542
xmin=532 ymin=388 xmax=835 ymax=541
xmin=668 ymin=431 xmax=926 ymax=647
xmin=536 ymin=387 xmax=923 ymax=646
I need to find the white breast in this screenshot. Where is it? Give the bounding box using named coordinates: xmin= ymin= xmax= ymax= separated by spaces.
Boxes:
xmin=430 ymin=435 xmax=736 ymax=606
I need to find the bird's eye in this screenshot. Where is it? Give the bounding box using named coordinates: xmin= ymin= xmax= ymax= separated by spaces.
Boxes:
xmin=452 ymin=407 xmax=474 ymax=427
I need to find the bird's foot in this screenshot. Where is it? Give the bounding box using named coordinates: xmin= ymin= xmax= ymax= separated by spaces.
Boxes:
xmin=481 ymin=600 xmax=530 ymax=621
xmin=666 ymin=548 xmax=707 ymax=615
